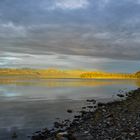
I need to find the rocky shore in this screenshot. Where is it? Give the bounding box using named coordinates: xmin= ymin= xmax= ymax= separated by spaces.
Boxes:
xmin=31 ymin=88 xmax=140 ymax=140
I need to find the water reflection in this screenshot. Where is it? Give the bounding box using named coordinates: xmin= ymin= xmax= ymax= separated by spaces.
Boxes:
xmin=0 ymin=77 xmax=140 ymax=88
xmin=0 ymin=78 xmax=139 ymax=101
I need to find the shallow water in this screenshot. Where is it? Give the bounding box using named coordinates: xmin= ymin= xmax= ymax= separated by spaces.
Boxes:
xmin=0 ymin=78 xmax=139 ymax=140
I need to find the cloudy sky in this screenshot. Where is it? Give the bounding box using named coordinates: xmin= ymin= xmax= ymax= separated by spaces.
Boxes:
xmin=0 ymin=0 xmax=140 ymax=72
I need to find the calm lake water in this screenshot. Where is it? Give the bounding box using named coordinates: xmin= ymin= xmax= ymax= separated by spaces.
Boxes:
xmin=0 ymin=78 xmax=140 ymax=140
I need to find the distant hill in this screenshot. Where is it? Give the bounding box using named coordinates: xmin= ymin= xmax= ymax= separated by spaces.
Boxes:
xmin=0 ymin=68 xmax=139 ymax=79
xmin=80 ymin=71 xmax=137 ymax=79
xmin=135 ymin=71 xmax=140 ymax=78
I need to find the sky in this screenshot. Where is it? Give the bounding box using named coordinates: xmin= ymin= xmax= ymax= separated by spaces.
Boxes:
xmin=0 ymin=0 xmax=140 ymax=72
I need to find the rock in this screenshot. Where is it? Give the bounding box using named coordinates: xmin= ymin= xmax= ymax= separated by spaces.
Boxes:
xmin=102 ymin=109 xmax=106 ymax=112
xmin=56 ymin=132 xmax=68 ymax=140
xmin=56 ymin=131 xmax=77 ymax=140
xmin=129 ymin=132 xmax=135 ymax=136
xmin=106 ymin=113 xmax=113 ymax=118
xmin=87 ymin=106 xmax=93 ymax=109
xmin=74 ymin=115 xmax=81 ymax=119
xmin=79 ymin=110 xmax=87 ymax=115
xmin=54 ymin=122 xmax=63 ymax=128
xmin=86 ymin=99 xmax=96 ymax=104
xmin=117 ymin=94 xmax=124 ymax=98
xmin=82 ymin=107 xmax=86 ymax=109
xmin=86 ymin=99 xmax=91 ymax=102
xmin=67 ymin=109 xmax=73 ymax=113
xmin=91 ymin=99 xmax=96 ymax=104
xmin=84 ymin=131 xmax=89 ymax=134
xmin=56 ymin=117 xmax=60 ymax=120
xmin=12 ymin=132 xmax=17 ymax=139
xmin=67 ymin=133 xmax=77 ymax=140
xmin=98 ymin=102 xmax=106 ymax=107
xmin=65 ymin=119 xmax=70 ymax=122
xmin=35 ymin=131 xmax=41 ymax=133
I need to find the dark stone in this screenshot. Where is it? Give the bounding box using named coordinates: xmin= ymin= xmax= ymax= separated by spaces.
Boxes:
xmin=117 ymin=94 xmax=125 ymax=98
xmin=74 ymin=115 xmax=81 ymax=119
xmin=98 ymin=102 xmax=106 ymax=107
xmin=87 ymin=105 xmax=93 ymax=109
xmin=12 ymin=132 xmax=17 ymax=139
xmin=54 ymin=122 xmax=63 ymax=128
xmin=82 ymin=107 xmax=86 ymax=109
xmin=67 ymin=109 xmax=73 ymax=113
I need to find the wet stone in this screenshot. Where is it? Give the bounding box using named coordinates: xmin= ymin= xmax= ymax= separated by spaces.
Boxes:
xmin=67 ymin=109 xmax=73 ymax=113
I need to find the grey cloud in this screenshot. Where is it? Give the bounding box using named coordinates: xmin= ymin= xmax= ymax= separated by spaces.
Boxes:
xmin=0 ymin=23 xmax=140 ymax=61
xmin=0 ymin=22 xmax=27 ymax=38
xmin=0 ymin=0 xmax=140 ymax=71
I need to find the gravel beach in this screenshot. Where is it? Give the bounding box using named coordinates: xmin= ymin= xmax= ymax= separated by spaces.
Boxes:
xmin=31 ymin=88 xmax=140 ymax=140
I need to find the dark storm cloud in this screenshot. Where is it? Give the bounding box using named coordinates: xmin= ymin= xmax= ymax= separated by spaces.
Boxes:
xmin=0 ymin=0 xmax=140 ymax=71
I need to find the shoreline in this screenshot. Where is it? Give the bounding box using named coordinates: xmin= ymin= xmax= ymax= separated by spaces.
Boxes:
xmin=0 ymin=76 xmax=139 ymax=80
xmin=0 ymin=68 xmax=139 ymax=80
xmin=31 ymin=88 xmax=140 ymax=140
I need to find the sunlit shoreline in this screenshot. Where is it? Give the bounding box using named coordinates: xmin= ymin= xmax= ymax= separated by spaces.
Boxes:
xmin=0 ymin=68 xmax=140 ymax=79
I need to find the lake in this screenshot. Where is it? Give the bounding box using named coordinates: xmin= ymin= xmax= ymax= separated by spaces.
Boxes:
xmin=0 ymin=78 xmax=139 ymax=140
